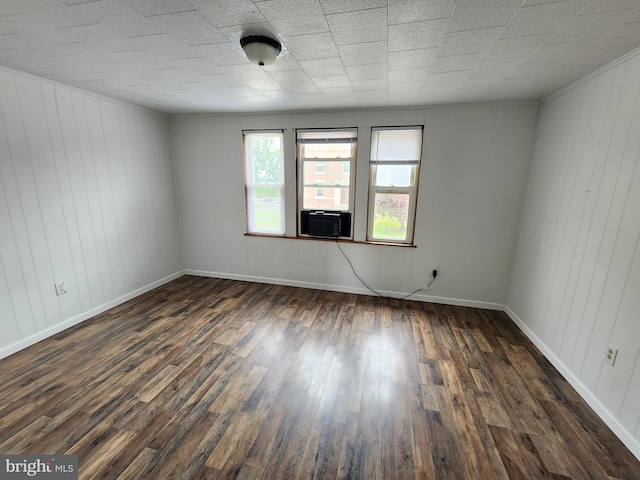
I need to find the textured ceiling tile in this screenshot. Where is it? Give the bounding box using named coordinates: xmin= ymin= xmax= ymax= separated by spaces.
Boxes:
xmin=417 ymin=85 xmax=458 ymax=102
xmin=217 ymin=24 xmax=272 ymax=45
xmin=244 ymin=77 xmax=285 ymax=91
xmin=470 ymin=57 xmax=523 ymax=76
xmin=190 ymin=43 xmax=247 ymax=66
xmin=337 ymin=41 xmax=387 ymax=66
xmin=27 ymin=2 xmax=98 ymax=29
xmin=546 ymin=9 xmax=640 ymax=44
xmin=326 ymin=8 xmax=387 ymax=45
xmin=454 ymin=86 xmax=499 ymax=101
xmin=320 ymin=86 xmax=355 ymax=96
xmin=256 ymin=0 xmax=329 ymax=36
xmin=196 ymin=74 xmax=246 ymax=88
xmin=285 ymin=83 xmax=320 ymax=93
xmin=0 ymin=13 xmax=26 ymax=36
xmin=447 ymin=0 xmax=522 ymax=33
xmin=284 ymin=32 xmax=338 ymax=60
xmin=500 ymin=0 xmax=590 ymax=39
xmin=122 ymin=33 xmax=177 ymax=50
xmin=351 ymin=78 xmax=387 ymax=90
xmin=534 ymin=64 xmax=598 ymax=91
xmin=461 ymin=74 xmax=505 ymax=87
xmin=163 ymin=56 xmax=208 ymax=71
xmin=345 ymin=63 xmax=387 ymax=80
xmin=2 ymin=0 xmax=640 ymax=112
xmin=389 ymin=67 xmax=430 ymax=83
xmin=564 ymin=44 xmax=637 ymax=68
xmin=299 ymin=57 xmax=346 ymax=76
xmin=355 ymin=89 xmax=387 ymax=100
xmin=320 ymin=0 xmax=387 ymax=14
xmin=387 ymin=91 xmax=419 ymax=104
xmin=388 ymin=19 xmax=449 ymax=52
xmin=327 ymin=96 xmax=360 ymax=107
xmin=146 ymin=11 xmax=227 ymax=46
xmin=124 ymin=0 xmax=194 ymax=16
xmin=389 ymin=81 xmax=423 ymax=93
xmin=259 ymin=54 xmax=302 ymax=72
xmin=579 ymin=0 xmax=640 ymax=15
xmin=504 ymin=61 xmax=563 ymax=80
xmin=388 ymin=0 xmax=456 ymax=25
xmin=312 ymin=74 xmax=351 ymax=88
xmin=482 ymin=34 xmax=549 ymax=60
xmin=593 ymin=22 xmax=640 ymax=48
xmin=437 ymin=27 xmax=503 ymax=56
xmin=422 ymin=70 xmax=468 ymax=85
xmin=430 ymin=53 xmax=482 ymax=73
xmin=191 ymin=0 xmax=267 ymax=27
xmin=268 ymin=69 xmax=314 ymax=85
xmin=522 ymin=0 xmax=569 ymax=6
xmin=524 ymin=41 xmax=592 ymax=64
xmin=388 ymin=48 xmax=438 ymax=70
xmin=69 ymin=0 xmax=166 ymax=37
xmin=225 ymin=64 xmax=277 ymax=81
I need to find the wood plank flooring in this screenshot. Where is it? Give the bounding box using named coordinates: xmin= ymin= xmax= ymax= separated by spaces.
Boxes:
xmin=1 ymin=275 xmax=638 ymax=479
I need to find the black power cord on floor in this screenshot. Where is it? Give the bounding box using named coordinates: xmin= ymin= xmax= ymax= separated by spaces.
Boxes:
xmin=335 ymin=240 xmax=438 ymax=300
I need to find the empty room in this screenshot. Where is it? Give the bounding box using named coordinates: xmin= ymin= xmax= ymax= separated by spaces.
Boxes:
xmin=1 ymin=0 xmax=640 ymax=478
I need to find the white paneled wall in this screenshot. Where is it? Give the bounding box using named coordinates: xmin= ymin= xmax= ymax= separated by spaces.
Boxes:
xmin=508 ymin=51 xmax=640 ymax=457
xmin=172 ymin=104 xmax=538 ymax=309
xmin=0 ymin=68 xmax=183 ymax=358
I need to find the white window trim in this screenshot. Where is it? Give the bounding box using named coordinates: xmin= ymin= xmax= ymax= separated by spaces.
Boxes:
xmin=367 ymin=126 xmax=423 ymax=244
xmin=243 ymin=130 xmax=285 ymax=235
xmin=297 ymin=128 xmax=357 ymax=219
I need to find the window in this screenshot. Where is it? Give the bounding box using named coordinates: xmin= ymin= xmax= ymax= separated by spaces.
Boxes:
xmin=243 ymin=130 xmax=285 ymax=234
xmin=368 ymin=126 xmax=423 ymax=243
xmin=297 ymin=127 xmax=357 ymax=212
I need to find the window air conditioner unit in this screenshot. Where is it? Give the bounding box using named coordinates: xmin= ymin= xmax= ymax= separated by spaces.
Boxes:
xmin=301 ymin=210 xmax=351 ymax=238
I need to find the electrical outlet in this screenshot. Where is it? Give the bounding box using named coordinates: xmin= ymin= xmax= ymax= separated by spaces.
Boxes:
xmin=54 ymin=282 xmax=66 ymax=296
xmin=432 ymin=265 xmax=439 ymax=277
xmin=605 ymin=345 xmax=618 ymax=366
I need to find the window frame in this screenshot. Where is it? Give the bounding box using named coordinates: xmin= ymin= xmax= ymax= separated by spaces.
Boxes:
xmin=367 ymin=126 xmax=424 ymax=244
xmin=243 ymin=130 xmax=286 ymax=235
xmin=296 ymin=128 xmax=357 ymax=238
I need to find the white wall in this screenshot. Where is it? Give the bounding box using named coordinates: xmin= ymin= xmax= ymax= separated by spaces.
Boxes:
xmin=172 ymin=104 xmax=538 ymax=308
xmin=507 ymin=51 xmax=640 ymax=458
xmin=0 ymin=68 xmax=183 ymax=358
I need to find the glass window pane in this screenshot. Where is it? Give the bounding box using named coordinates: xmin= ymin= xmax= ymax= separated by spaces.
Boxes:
xmin=372 ymin=192 xmax=410 ymax=241
xmin=304 ymin=161 xmax=350 ymax=185
xmin=251 ymin=186 xmax=282 ymax=232
xmin=375 ymin=165 xmax=413 ymax=187
xmin=244 ymin=131 xmax=284 ymax=235
xmin=303 ymin=185 xmax=350 ymax=210
xmin=251 ymin=136 xmax=282 ymax=184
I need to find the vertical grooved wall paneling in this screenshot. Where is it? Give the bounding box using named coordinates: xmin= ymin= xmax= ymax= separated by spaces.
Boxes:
xmin=508 ymin=51 xmax=640 ymax=456
xmin=0 ymin=68 xmax=183 ymax=357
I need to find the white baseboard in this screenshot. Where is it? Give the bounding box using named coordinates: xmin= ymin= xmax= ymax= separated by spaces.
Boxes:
xmin=504 ymin=306 xmax=640 ymax=461
xmin=183 ymin=269 xmax=503 ymax=310
xmin=0 ymin=271 xmax=185 ymax=361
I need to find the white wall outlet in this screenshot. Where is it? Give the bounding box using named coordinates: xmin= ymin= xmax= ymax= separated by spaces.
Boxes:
xmin=605 ymin=345 xmax=618 ymax=366
xmin=55 ymin=282 xmax=66 ymax=296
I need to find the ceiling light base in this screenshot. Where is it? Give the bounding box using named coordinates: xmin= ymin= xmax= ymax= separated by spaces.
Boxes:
xmin=240 ymin=35 xmax=282 ymax=67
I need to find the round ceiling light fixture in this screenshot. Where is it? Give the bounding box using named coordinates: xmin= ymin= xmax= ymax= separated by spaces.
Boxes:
xmin=240 ymin=34 xmax=282 ymax=67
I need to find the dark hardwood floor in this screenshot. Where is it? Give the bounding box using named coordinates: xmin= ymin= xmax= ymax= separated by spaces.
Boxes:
xmin=1 ymin=275 xmax=638 ymax=479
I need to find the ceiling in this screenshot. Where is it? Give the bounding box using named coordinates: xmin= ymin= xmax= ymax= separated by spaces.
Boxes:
xmin=1 ymin=0 xmax=639 ymax=114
